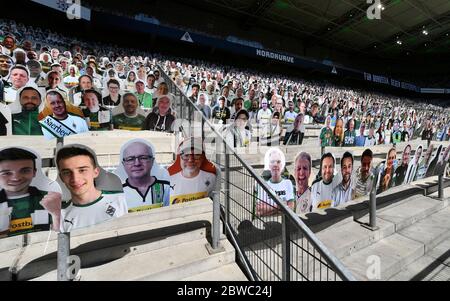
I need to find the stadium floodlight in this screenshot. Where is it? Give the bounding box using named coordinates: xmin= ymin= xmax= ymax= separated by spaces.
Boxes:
xmin=396 ymin=40 xmax=402 ymax=45
xmin=422 ymin=30 xmax=428 ymax=36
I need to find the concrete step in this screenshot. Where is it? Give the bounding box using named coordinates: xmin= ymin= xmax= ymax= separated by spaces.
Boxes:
xmin=388 ymin=236 xmax=450 ymax=281
xmin=341 ymin=233 xmax=425 ymax=280
xmin=376 ymin=195 xmax=447 ymax=232
xmin=1 ymin=198 xmax=217 ymax=281
xmin=398 ymin=206 xmax=450 ymax=253
xmin=14 ymin=227 xmax=208 ymax=281
xmin=181 ymin=263 xmax=248 ymax=281
xmin=20 ymin=198 xmax=213 ymax=248
xmin=316 ymin=217 xmax=395 ymax=260
xmin=73 ymin=238 xmax=235 ymax=281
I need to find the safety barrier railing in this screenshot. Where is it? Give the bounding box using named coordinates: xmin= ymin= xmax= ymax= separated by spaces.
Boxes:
xmin=160 ymin=66 xmax=356 ymax=281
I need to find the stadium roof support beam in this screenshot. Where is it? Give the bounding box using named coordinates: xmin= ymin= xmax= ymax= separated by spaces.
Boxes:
xmin=363 ymin=11 xmax=450 ymax=53
xmin=404 ymin=0 xmax=444 ymax=28
xmin=286 ymin=0 xmax=392 ymax=50
xmin=239 ymin=0 xmax=276 ymax=30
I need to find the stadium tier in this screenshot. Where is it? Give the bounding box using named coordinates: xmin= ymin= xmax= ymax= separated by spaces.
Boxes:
xmin=1 ymin=1 xmax=450 ymax=285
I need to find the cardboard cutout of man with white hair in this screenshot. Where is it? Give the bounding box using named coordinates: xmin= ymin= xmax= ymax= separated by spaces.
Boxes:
xmin=115 ymin=139 xmax=171 ymax=212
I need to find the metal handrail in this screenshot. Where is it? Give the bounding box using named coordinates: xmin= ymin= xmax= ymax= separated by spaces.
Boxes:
xmin=159 ymin=65 xmax=356 ymax=281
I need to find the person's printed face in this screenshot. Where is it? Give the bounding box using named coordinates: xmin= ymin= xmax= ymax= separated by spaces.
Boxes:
xmin=27 ymin=51 xmax=37 ymax=61
xmin=341 ymin=157 xmax=353 ymax=184
xmin=20 ymin=89 xmax=41 ymax=111
xmin=123 ymin=143 xmax=154 ymax=180
xmin=42 ymin=54 xmax=50 ymax=63
xmin=269 ymin=152 xmax=283 ymax=179
xmin=47 ymin=94 xmax=67 ymax=117
xmin=158 ymin=97 xmax=170 ymax=114
xmin=235 ymin=100 xmax=243 ymax=111
xmin=28 ymin=63 xmax=42 ymax=78
xmin=180 ymin=150 xmax=203 ymax=177
xmin=135 ymin=82 xmax=144 ymax=93
xmin=48 ymin=73 xmax=61 ymax=88
xmin=10 ymin=68 xmax=29 ymax=89
xmin=84 ymin=92 xmax=99 ymax=111
xmin=295 ymin=158 xmax=311 ymax=187
xmin=60 ymin=60 xmax=68 ymax=69
xmin=402 ymin=146 xmax=411 ymax=166
xmin=79 ymin=77 xmax=92 ymax=90
xmin=416 ymin=147 xmax=423 ymax=162
xmin=387 ymin=150 xmax=396 ymax=169
xmin=275 ymin=101 xmax=283 ymax=110
xmin=52 ymin=65 xmax=63 ymax=75
xmin=299 ymin=102 xmax=306 ymax=113
xmin=158 ymin=84 xmax=168 ymax=95
xmin=361 ymin=155 xmax=372 ymax=179
xmin=144 ymin=72 xmax=155 ymax=87
xmin=272 ymin=115 xmax=280 ymax=124
xmin=251 ymin=101 xmax=259 ymax=110
xmin=0 ymin=57 xmax=12 ymax=74
xmin=154 ymin=71 xmax=160 ymax=79
xmin=123 ymin=95 xmax=138 ymax=115
xmin=3 ymin=37 xmax=14 ymax=49
xmin=51 ymin=49 xmax=59 ymax=58
xmin=191 ymin=86 xmax=199 ymax=95
xmin=59 ymin=155 xmax=99 ymax=199
xmin=288 ymin=102 xmax=294 ymax=111
xmin=69 ymin=67 xmax=76 ymax=76
xmin=199 ymin=94 xmax=206 ymax=104
xmin=349 ymin=120 xmax=355 ymax=131
xmin=321 ymin=156 xmax=334 ymax=183
xmin=85 ymin=67 xmax=94 ymax=77
xmin=128 ymin=72 xmax=136 ymax=82
xmin=369 ymin=127 xmax=374 ymax=137
xmin=326 ymin=117 xmax=331 ymax=127
xmin=360 ymin=123 xmax=366 ymax=135
xmin=335 ymin=120 xmax=343 ymax=135
xmin=235 ymin=113 xmax=248 ymax=128
xmin=14 ymin=52 xmax=26 ymax=64
xmin=0 ymin=159 xmax=36 ymax=196
xmin=262 ymin=102 xmax=268 ymax=109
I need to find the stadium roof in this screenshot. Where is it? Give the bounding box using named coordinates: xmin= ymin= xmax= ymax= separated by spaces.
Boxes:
xmin=182 ymin=0 xmax=450 ymax=58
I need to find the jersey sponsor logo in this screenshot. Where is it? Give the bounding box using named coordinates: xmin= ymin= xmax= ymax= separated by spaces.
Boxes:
xmin=170 ymin=192 xmax=208 ymax=205
xmin=118 ymin=126 xmax=141 ymax=131
xmin=9 ymin=217 xmax=33 ymax=232
xmin=105 ymin=205 xmax=116 ymax=217
xmin=317 ymin=200 xmax=332 ymax=209
xmin=39 ymin=115 xmax=77 ymax=138
xmin=128 ymin=203 xmax=163 ymax=213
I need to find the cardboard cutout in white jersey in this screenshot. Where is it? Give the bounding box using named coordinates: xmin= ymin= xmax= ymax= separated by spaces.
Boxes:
xmin=56 ymin=144 xmax=127 ymax=233
xmin=114 ymin=138 xmax=171 ymax=211
xmin=56 ymin=144 xmax=123 ymax=202
xmin=0 ymin=146 xmax=62 ymax=237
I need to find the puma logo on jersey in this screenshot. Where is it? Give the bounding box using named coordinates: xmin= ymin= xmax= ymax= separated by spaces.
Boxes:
xmin=170 ymin=184 xmax=176 ymax=190
xmin=64 ymin=218 xmax=74 ymax=225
